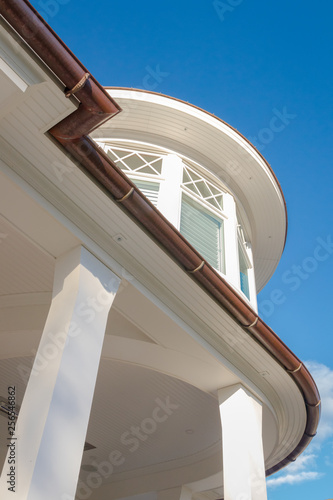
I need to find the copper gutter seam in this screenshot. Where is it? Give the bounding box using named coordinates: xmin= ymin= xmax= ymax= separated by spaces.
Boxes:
xmin=244 ymin=316 xmax=259 ymax=328
xmin=0 ymin=0 xmax=320 ymax=475
xmin=65 ymin=72 xmax=91 ymax=98
xmin=188 ymin=261 xmax=205 ymax=273
xmin=115 ymin=187 xmax=135 ymax=203
xmin=287 ymin=362 xmax=302 ymax=373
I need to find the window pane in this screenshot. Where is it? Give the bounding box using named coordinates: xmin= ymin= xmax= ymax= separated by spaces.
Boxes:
xmin=182 ymin=169 xmax=192 ymax=184
xmin=239 ymin=243 xmax=250 ymax=299
xmin=107 ymin=150 xmax=119 ymax=163
xmin=240 ymin=272 xmax=249 ymax=299
xmin=136 ymin=165 xmax=157 ymax=175
xmin=195 ymin=180 xmax=212 ymax=199
xmin=132 ymin=180 xmax=160 ymax=207
xmin=180 ymin=195 xmax=223 ymax=271
xmin=112 ymin=149 xmax=132 ymax=159
xmin=215 ymin=195 xmax=223 ymax=210
xmin=141 ymin=156 xmax=163 ymax=174
xmin=123 ymin=154 xmax=144 ymax=170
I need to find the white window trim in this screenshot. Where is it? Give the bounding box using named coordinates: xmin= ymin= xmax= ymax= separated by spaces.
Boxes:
xmin=237 ymin=225 xmax=257 ymax=310
xmin=157 ymin=154 xmax=183 ymax=228
xmin=180 ymin=191 xmax=226 ymax=274
xmin=223 ymin=193 xmax=239 ymax=289
xmin=237 ymin=225 xmax=253 ymax=269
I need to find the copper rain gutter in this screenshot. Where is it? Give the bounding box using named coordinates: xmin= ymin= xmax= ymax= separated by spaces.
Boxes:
xmin=0 ymin=0 xmax=320 ymax=477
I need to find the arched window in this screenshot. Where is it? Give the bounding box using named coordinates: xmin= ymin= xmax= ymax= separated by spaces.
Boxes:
xmin=98 ymin=140 xmax=256 ymax=308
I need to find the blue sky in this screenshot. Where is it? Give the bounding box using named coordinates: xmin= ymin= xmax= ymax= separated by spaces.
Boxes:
xmin=30 ymin=0 xmax=333 ymax=498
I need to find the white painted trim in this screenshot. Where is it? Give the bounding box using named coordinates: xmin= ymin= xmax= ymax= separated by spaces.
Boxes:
xmin=158 ymin=154 xmax=183 ymax=228
xmin=223 ymin=193 xmax=239 ymax=288
xmin=0 ymin=56 xmax=28 ymax=91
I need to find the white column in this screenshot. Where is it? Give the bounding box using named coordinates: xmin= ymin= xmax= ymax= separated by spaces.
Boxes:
xmin=157 ymin=154 xmax=183 ymax=227
xmin=0 ymin=246 xmax=120 ymax=500
xmin=218 ymin=384 xmax=267 ymax=500
xmin=245 ymin=243 xmax=258 ymax=311
xmin=223 ymin=193 xmax=239 ymax=288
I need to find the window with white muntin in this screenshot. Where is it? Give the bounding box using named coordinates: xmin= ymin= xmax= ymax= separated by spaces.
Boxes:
xmin=180 ymin=161 xmax=226 ymax=274
xmin=98 ymin=141 xmax=255 ymax=306
xmin=104 ymin=144 xmax=163 ymax=207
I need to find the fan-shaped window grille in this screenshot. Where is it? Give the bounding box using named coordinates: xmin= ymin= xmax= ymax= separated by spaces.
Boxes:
xmin=106 ymin=147 xmax=163 ymax=176
xmin=182 ymin=162 xmax=224 ymax=212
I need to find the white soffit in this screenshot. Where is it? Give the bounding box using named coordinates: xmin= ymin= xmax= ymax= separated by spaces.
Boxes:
xmin=95 ymin=89 xmax=287 ymax=291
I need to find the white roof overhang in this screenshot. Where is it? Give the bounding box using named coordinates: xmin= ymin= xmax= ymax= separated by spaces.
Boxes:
xmin=92 ymin=88 xmax=288 ymax=292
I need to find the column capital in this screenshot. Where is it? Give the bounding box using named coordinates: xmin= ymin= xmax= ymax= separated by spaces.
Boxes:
xmin=218 ymin=383 xmax=263 ymax=407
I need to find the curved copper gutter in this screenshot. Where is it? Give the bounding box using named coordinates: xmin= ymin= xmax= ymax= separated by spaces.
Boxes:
xmin=0 ymin=0 xmax=320 ymax=477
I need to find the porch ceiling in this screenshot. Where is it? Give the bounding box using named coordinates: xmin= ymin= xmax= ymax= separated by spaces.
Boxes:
xmin=0 ymin=206 xmax=298 ymax=493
